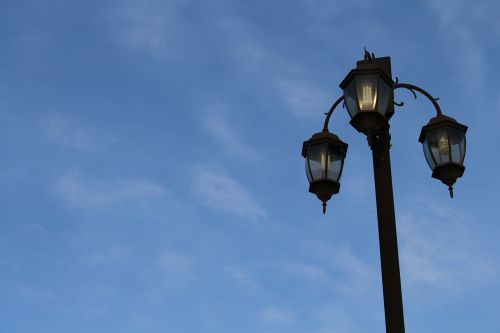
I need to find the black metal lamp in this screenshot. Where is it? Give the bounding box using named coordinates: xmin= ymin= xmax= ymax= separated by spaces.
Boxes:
xmin=339 ymin=54 xmax=395 ymax=134
xmin=419 ymin=114 xmax=468 ymax=197
xmin=302 ymin=131 xmax=348 ymax=213
xmin=300 ymin=49 xmax=470 ymax=333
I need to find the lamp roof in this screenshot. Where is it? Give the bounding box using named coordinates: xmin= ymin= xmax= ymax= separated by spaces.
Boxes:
xmin=302 ymin=131 xmax=348 ymax=158
xmin=339 ymin=56 xmax=394 ymax=89
xmin=418 ymin=114 xmax=468 ymax=143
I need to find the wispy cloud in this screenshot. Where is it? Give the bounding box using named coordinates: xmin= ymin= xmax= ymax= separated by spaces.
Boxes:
xmin=398 ymin=198 xmax=496 ymax=294
xmin=277 ymin=77 xmax=332 ymax=118
xmin=260 ymin=306 xmax=295 ymax=325
xmin=282 ymin=262 xmax=329 ymax=282
xmin=44 ymin=114 xmax=116 ymax=151
xmin=223 ymin=265 xmax=261 ymax=291
xmin=113 ymin=0 xmax=181 ymax=59
xmin=342 ymin=171 xmax=372 ymax=202
xmin=75 ymin=285 xmax=113 ymax=317
xmin=202 ymin=111 xmax=258 ymax=161
xmin=313 ymin=304 xmax=359 ymax=333
xmin=157 ymin=251 xmax=194 ymax=289
xmin=191 ymin=168 xmax=265 ymax=219
xmin=215 ymin=17 xmax=333 ymax=119
xmin=138 ymin=251 xmax=197 ymax=305
xmin=57 ymin=170 xmax=168 ymax=207
xmin=330 ymin=245 xmax=379 ymax=300
xmin=14 ymin=285 xmax=59 ymax=307
xmin=425 ymin=0 xmax=489 ymax=95
xmin=86 ymin=245 xmax=134 ymax=266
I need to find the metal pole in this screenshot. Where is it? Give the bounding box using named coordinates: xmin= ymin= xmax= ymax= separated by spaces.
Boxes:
xmin=369 ymin=124 xmax=406 ymax=333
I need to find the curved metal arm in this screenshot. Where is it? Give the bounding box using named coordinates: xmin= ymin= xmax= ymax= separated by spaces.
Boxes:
xmin=393 ymin=82 xmax=442 ymax=116
xmin=322 ymin=95 xmax=345 ymax=132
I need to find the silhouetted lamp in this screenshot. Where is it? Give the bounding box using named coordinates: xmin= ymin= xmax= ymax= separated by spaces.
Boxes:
xmin=300 ymin=49 xmax=470 ymax=333
xmin=340 ymin=56 xmax=395 ymax=134
xmin=419 ymin=115 xmax=467 ymax=197
xmin=302 ymin=131 xmax=348 ymax=213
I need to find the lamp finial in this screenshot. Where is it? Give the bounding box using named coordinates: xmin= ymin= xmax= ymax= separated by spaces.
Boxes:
xmin=364 ymin=47 xmax=375 ymax=61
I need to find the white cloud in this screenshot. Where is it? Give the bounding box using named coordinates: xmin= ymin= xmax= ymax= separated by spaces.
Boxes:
xmin=57 ymin=170 xmax=168 ymax=207
xmin=282 ymin=262 xmax=328 ymax=282
xmin=157 ymin=251 xmax=194 ymax=289
xmin=86 ymin=245 xmax=134 ymax=266
xmin=331 ymin=245 xmax=378 ymax=299
xmin=159 ymin=251 xmax=193 ymax=273
xmin=138 ymin=251 xmax=197 ymax=304
xmin=75 ymin=285 xmax=113 ymax=317
xmin=224 ymin=265 xmax=261 ymax=291
xmin=277 ymin=77 xmax=332 ymax=118
xmin=203 ymin=112 xmax=258 ymax=161
xmin=398 ymin=198 xmax=496 ymax=294
xmin=15 ymin=285 xmax=59 ymax=307
xmin=214 ymin=17 xmax=334 ymax=119
xmin=44 ymin=114 xmax=116 ymax=151
xmin=215 ymin=18 xmax=271 ymax=69
xmin=191 ymin=168 xmax=265 ymax=219
xmin=261 ymin=306 xmax=295 ymax=325
xmin=425 ymin=0 xmax=489 ymax=95
xmin=342 ymin=170 xmax=372 ymax=202
xmin=300 ymin=241 xmax=380 ymax=305
xmin=313 ymin=304 xmax=359 ymax=333
xmin=114 ymin=0 xmax=181 ymax=59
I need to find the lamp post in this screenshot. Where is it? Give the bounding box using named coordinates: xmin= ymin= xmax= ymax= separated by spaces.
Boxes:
xmin=301 ymin=50 xmax=468 ymax=333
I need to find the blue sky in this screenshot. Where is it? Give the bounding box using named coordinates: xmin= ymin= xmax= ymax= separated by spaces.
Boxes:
xmin=1 ymin=0 xmax=499 ymax=332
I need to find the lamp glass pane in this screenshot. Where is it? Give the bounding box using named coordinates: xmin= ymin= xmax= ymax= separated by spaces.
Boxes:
xmin=306 ymin=143 xmax=329 ymax=182
xmin=344 ymin=80 xmax=359 ymax=118
xmin=422 ymin=139 xmax=436 ymax=170
xmin=356 ymin=75 xmax=378 ymax=111
xmin=427 ymin=128 xmax=451 ymax=165
xmin=376 ymin=78 xmax=391 ymax=116
xmin=449 ymin=127 xmax=466 ymax=164
xmin=326 ymin=146 xmax=345 ymax=182
xmin=305 ymin=159 xmax=313 ymax=183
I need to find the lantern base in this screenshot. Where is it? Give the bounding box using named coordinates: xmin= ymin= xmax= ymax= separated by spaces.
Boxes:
xmin=309 ymin=180 xmax=340 ymax=213
xmin=349 ymin=112 xmax=388 ymax=135
xmin=432 ymin=163 xmax=465 ymax=197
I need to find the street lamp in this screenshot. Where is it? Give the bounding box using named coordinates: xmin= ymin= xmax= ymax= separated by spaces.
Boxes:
xmin=301 ymin=50 xmax=468 ymax=333
xmin=419 ymin=115 xmax=467 ymax=198
xmin=339 ymin=55 xmax=395 ymax=134
xmin=302 ymin=131 xmax=348 ymax=214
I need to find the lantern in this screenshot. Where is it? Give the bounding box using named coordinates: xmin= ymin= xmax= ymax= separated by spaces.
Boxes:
xmin=339 ymin=56 xmax=394 ymax=134
xmin=302 ymin=131 xmax=348 ymax=213
xmin=419 ymin=115 xmax=467 ymax=197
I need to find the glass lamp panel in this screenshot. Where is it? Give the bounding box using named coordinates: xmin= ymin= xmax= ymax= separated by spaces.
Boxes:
xmin=305 ymin=159 xmax=313 ymax=183
xmin=355 ymin=75 xmax=378 ymax=111
xmin=459 ymin=135 xmax=466 ymax=163
xmin=427 ymin=128 xmax=451 ymax=166
xmin=344 ymin=80 xmax=359 ymax=118
xmin=449 ymin=127 xmax=466 ymax=164
xmin=376 ymin=78 xmax=391 ymax=116
xmin=422 ymin=139 xmax=436 ymax=170
xmin=326 ymin=146 xmax=344 ymax=182
xmin=306 ymin=143 xmax=329 ymax=181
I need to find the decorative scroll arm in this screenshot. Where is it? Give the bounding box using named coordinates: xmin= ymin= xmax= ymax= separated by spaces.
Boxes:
xmin=393 ymin=82 xmax=442 ymax=116
xmin=322 ymin=95 xmax=345 ymax=132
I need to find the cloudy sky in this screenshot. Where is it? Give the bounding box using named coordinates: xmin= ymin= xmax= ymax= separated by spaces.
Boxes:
xmin=1 ymin=0 xmax=499 ymax=332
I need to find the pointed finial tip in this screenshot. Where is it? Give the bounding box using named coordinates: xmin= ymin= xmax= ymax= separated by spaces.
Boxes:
xmin=363 ymin=47 xmax=374 ymax=61
xmin=364 ymin=47 xmax=370 ymax=60
xmin=322 ymin=201 xmax=327 ymax=214
xmin=448 ymin=185 xmax=454 ymax=198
